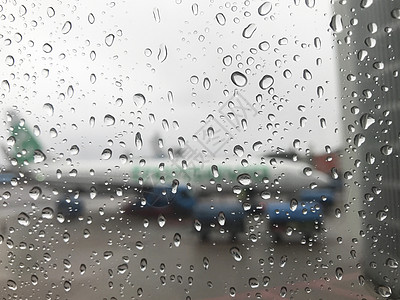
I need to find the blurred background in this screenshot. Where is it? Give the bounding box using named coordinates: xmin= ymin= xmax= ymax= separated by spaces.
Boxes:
xmin=0 ymin=0 xmax=398 ymax=299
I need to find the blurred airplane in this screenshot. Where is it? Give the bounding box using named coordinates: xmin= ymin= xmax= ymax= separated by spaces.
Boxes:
xmin=2 ymin=111 xmax=338 ymax=227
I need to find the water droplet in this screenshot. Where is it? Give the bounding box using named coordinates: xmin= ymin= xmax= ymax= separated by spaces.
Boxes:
xmin=62 ymin=232 xmax=70 ymax=243
xmin=90 ymin=73 xmax=96 ymax=84
xmin=103 ymin=250 xmax=113 ymax=260
xmin=29 ymin=186 xmax=42 ymax=200
xmin=303 ymin=167 xmax=313 ymax=177
xmin=117 ymin=263 xmax=128 ymax=274
xmin=158 ymin=214 xmax=166 ymax=227
xmin=376 ymin=210 xmax=387 ymax=221
xmin=203 ymin=257 xmax=209 ymax=270
xmin=231 ymin=71 xmax=247 ymax=87
xmin=237 ymin=173 xmax=251 ymax=186
xmin=192 ymin=4 xmax=198 ymax=15
xmin=83 ymin=228 xmax=90 ymax=238
xmin=41 ymin=207 xmax=54 ymax=219
xmin=280 ymin=255 xmax=288 ymax=267
xmin=319 ymin=117 xmax=327 ymax=129
xmin=233 ymin=145 xmax=244 ymax=157
xmin=90 ymin=50 xmax=96 ymax=61
xmin=177 ymin=136 xmax=185 ymax=148
xmin=211 ymin=165 xmax=219 ymax=178
xmin=283 ymin=69 xmax=292 ymax=79
xmin=365 ymin=37 xmax=376 ymax=48
xmin=153 ymin=7 xmax=161 ymax=23
xmin=173 ymin=233 xmax=181 ymax=247
xmin=378 ymin=285 xmax=392 ymax=297
xmin=190 ymin=75 xmax=199 ymax=84
xmin=303 ymin=69 xmax=312 ymax=80
xmin=42 ymin=43 xmax=52 ymax=53
xmin=34 ymin=150 xmax=46 ymax=163
xmin=331 ymin=168 xmax=339 ymax=180
xmin=360 ymin=0 xmax=373 ymax=8
xmin=249 ymin=278 xmax=259 ymax=288
xmin=366 ymin=152 xmax=375 ymax=165
xmin=101 ymin=148 xmax=112 ymax=160
xmin=171 ymin=179 xmax=179 ymax=194
xmin=1 ymin=80 xmax=10 ymax=93
xmin=335 ymin=208 xmax=341 ymax=218
xmin=223 ymin=55 xmax=232 ymax=66
xmin=157 ymin=44 xmax=168 ymax=62
xmin=89 ymin=186 xmax=97 ymax=199
xmin=280 ymin=286 xmax=287 ymax=297
xmin=80 ymin=264 xmax=86 ymax=274
xmin=242 ymin=23 xmax=257 ymax=39
xmin=386 ymin=258 xmax=398 ymax=269
xmin=104 ymin=114 xmax=115 ymax=126
xmin=135 ymin=132 xmax=143 ymax=150
xmin=19 ymin=5 xmax=27 ymax=16
xmin=42 ymin=103 xmax=54 ymax=117
xmin=67 ymin=85 xmax=74 ymax=98
xmin=5 ymin=55 xmax=14 ymax=66
xmin=61 ymin=21 xmax=72 ymax=34
xmin=31 ymin=274 xmax=38 ymax=285
xmin=259 ymin=75 xmax=274 ymax=89
xmin=217 ymin=211 xmax=225 ymax=226
xmin=88 ymin=13 xmax=95 ymax=24
xmin=243 ymin=202 xmax=251 ymax=211
xmin=252 ymin=141 xmax=262 ymax=151
xmin=258 ymin=2 xmax=272 ymax=16
xmin=360 ymin=113 xmax=375 ymax=130
xmin=105 ymin=34 xmax=114 ymax=46
xmin=194 ymin=219 xmax=202 ymax=231
xmin=7 ymin=280 xmax=17 ymax=290
xmin=133 ymin=93 xmax=146 ymax=108
xmin=136 ymin=241 xmax=144 ymax=250
xmin=300 ymin=117 xmax=307 ymax=127
xmin=230 ymin=247 xmax=242 ymax=261
xmin=47 ymin=7 xmax=55 ymax=17
xmin=330 ymin=14 xmax=343 ymax=33
xmin=162 ymin=119 xmax=169 ymax=131
xmin=259 ymin=41 xmax=270 ymax=51
xmin=391 ymin=9 xmax=400 ymax=19
xmin=286 ymin=227 xmax=293 ymax=236
xmin=305 ymin=0 xmax=315 ymax=8
xmin=261 ymin=191 xmax=271 ymax=200
xmin=63 ymin=258 xmax=71 ymax=269
xmin=216 ymin=13 xmax=226 ymax=25
xmin=203 ymin=77 xmax=211 ymax=90
xmin=33 ymin=125 xmax=41 ymax=137
xmin=135 ymin=258 xmax=146 ymax=272
xmin=88 ymin=116 xmax=95 ymax=128
xmin=70 ymin=145 xmax=79 ymax=155
xmin=381 ymin=145 xmax=393 ymax=156
xmin=17 ymin=212 xmax=30 ymax=226
xmin=354 ymin=134 xmax=366 ymax=147
xmin=57 ymin=213 xmax=65 ymax=223
xmin=358 ymin=50 xmax=368 ymax=61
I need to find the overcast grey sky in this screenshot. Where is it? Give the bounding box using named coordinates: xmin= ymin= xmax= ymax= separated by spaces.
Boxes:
xmin=0 ymin=0 xmax=342 ymax=164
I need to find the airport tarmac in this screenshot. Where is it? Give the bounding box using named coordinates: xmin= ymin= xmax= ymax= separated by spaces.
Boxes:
xmin=0 ymin=183 xmax=379 ymax=299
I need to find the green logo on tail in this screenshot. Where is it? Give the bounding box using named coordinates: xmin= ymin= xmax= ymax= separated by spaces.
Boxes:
xmin=10 ymin=119 xmax=42 ymax=166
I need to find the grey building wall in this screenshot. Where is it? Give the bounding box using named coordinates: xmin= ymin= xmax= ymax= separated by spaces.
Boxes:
xmin=334 ymin=0 xmax=400 ymax=296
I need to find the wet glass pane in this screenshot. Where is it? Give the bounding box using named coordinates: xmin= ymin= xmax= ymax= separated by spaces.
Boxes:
xmin=0 ymin=0 xmax=398 ymax=299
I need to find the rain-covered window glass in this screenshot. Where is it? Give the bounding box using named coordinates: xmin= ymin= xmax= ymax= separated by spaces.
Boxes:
xmin=0 ymin=0 xmax=398 ymax=299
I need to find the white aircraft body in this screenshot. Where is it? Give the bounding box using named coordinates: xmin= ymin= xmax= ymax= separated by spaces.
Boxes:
xmin=3 ymin=112 xmax=334 ymax=198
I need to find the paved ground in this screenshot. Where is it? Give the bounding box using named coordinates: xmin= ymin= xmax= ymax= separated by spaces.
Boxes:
xmin=0 ymin=184 xmax=381 ymax=299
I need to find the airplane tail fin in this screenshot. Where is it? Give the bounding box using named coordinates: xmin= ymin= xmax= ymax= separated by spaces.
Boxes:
xmin=4 ymin=111 xmax=43 ymax=167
